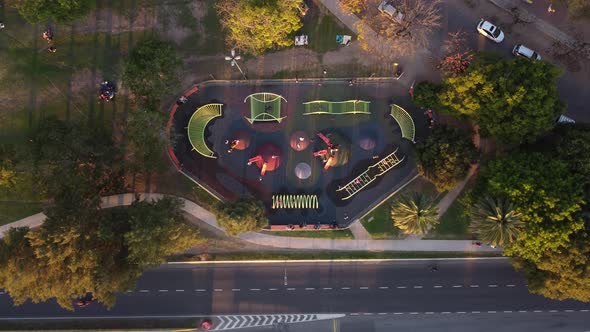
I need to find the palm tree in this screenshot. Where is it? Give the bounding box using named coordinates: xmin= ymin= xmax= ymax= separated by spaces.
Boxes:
xmin=391 ymin=192 xmax=439 ymax=235
xmin=469 ymin=197 xmax=524 ymax=247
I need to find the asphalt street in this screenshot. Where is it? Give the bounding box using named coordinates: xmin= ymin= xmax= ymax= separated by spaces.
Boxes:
xmin=0 ymin=259 xmax=588 ymax=322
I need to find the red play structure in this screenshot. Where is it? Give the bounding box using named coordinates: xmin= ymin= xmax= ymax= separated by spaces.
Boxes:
xmin=313 ymin=132 xmax=339 ymax=170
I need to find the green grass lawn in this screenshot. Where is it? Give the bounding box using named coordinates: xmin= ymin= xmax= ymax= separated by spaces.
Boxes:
xmin=300 ymin=5 xmax=354 ymax=54
xmin=0 ymin=202 xmax=45 ymax=226
xmin=263 ymin=229 xmax=354 ymax=239
xmin=426 ymin=199 xmax=473 ymax=240
xmin=360 ymin=177 xmax=440 ymax=239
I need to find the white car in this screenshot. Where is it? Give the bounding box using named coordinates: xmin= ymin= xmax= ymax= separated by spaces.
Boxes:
xmin=512 ymin=44 xmax=541 ymax=60
xmin=477 ymin=19 xmax=504 ymax=43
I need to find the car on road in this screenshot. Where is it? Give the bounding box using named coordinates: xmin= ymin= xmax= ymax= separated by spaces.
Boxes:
xmin=75 ymin=292 xmax=93 ymax=308
xmin=378 ymin=1 xmax=404 ymax=24
xmin=477 ymin=19 xmax=504 ymax=43
xmin=512 ymin=44 xmax=541 ymax=60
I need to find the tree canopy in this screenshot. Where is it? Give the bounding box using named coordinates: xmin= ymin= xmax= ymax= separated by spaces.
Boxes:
xmin=391 ymin=192 xmax=439 ymax=235
xmin=126 ymin=110 xmax=168 ymax=173
xmin=215 ymin=198 xmax=268 ymax=236
xmin=13 ymin=0 xmax=95 ymax=24
xmin=216 ymin=0 xmax=304 ymax=55
xmin=123 ymin=37 xmax=181 ymax=107
xmin=415 ymin=125 xmax=478 ymax=191
xmin=0 ymin=197 xmax=201 ymax=310
xmin=439 ymin=57 xmax=563 ymax=145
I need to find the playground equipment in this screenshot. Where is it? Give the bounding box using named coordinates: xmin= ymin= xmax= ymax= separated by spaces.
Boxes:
xmin=303 ymin=100 xmax=370 ymax=115
xmin=313 ymin=133 xmax=340 ymax=170
xmin=244 ymin=92 xmax=287 ymax=123
xmin=98 ymin=81 xmax=115 ymax=101
xmin=247 ymin=143 xmax=282 ymax=177
xmin=272 ymin=194 xmax=319 ymax=209
xmin=390 ymin=104 xmax=415 ymax=142
xmin=187 ymin=103 xmax=223 ymax=158
xmin=337 ymin=148 xmax=405 ymax=200
xmin=226 ymin=129 xmax=251 ymax=153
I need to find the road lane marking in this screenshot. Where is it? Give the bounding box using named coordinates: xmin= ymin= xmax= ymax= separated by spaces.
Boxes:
xmin=323 ymin=287 xmax=332 ymax=290
xmin=125 ymin=290 xmax=133 ymax=293
xmin=350 ymin=313 xmax=360 ymax=316
xmin=425 ymin=312 xmax=434 ymax=314
xmin=176 ymin=289 xmax=185 ymax=292
xmin=456 ymin=311 xmax=466 ymax=314
xmin=359 ymin=287 xmax=369 ymax=290
xmin=397 ymin=286 xmax=407 ymax=289
xmin=472 ymin=311 xmax=480 ymax=314
xmin=533 ymin=310 xmax=543 ymax=313
xmin=503 ymin=311 xmax=512 ymax=313
xmin=506 ymin=284 xmax=516 ymax=287
xmin=433 ymin=285 xmax=442 ymax=288
xmin=470 ymin=285 xmax=479 ymax=288
xmin=409 ymin=312 xmax=418 ymax=315
xmin=139 ymin=290 xmax=149 ymax=293
xmin=488 ymin=311 xmax=496 ymax=314
xmin=441 ymin=312 xmax=451 ymax=314
xmin=564 ymin=310 xmax=574 ymax=312
xmin=213 ymin=289 xmax=222 ymax=292
xmin=287 ymin=288 xmax=296 ymax=291
xmin=378 ymin=313 xmax=387 ymax=315
xmin=452 ymin=285 xmax=462 ymax=288
xmin=232 ymin=289 xmax=240 ymax=291
xmin=413 ymin=286 xmax=423 ymax=289
xmin=268 ymin=288 xmax=278 ymax=291
xmin=196 ymin=289 xmax=206 ymax=292
xmin=341 ymin=287 xmax=351 ymax=290
xmin=250 ymin=288 xmax=260 ymax=291
xmin=549 ymin=310 xmax=558 ymax=312
xmin=363 ymin=313 xmax=373 ymax=315
xmin=305 ymin=288 xmax=315 ymax=291
xmin=488 ymin=285 xmax=498 ymax=288
xmin=393 ymin=312 xmax=403 ymax=315
xmin=518 ymin=310 xmax=527 ymax=313
xmin=158 ymin=290 xmax=168 ymax=292
xmin=580 ymin=309 xmax=589 ymax=312
xmin=379 ymin=286 xmax=389 ymax=289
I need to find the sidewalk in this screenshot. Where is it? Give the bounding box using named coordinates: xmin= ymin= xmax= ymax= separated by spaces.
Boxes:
xmin=0 ymin=192 xmax=501 ymax=253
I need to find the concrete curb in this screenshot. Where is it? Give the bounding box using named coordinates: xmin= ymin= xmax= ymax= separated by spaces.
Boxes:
xmin=167 ymin=257 xmax=508 ymax=265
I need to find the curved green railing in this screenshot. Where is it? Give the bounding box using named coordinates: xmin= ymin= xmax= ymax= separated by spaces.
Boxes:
xmin=303 ymin=100 xmax=370 ymax=115
xmin=390 ymin=104 xmax=415 ymax=142
xmin=187 ymin=103 xmax=223 ymax=158
xmin=244 ymin=92 xmax=287 ymax=123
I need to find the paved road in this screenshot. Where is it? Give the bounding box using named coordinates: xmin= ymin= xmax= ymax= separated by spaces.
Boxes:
xmin=0 ymin=259 xmax=587 ymax=322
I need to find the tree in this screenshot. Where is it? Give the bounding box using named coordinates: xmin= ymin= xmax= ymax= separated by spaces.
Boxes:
xmin=412 ymin=81 xmax=441 ymax=109
xmin=359 ymin=0 xmax=442 ymax=57
xmin=123 ymin=37 xmax=181 ymax=107
xmin=0 ymin=160 xmax=16 ymax=191
xmin=481 ymin=153 xmax=585 ymax=262
xmin=391 ymin=192 xmax=439 ymax=235
xmin=415 ymin=125 xmax=478 ymax=191
xmin=13 ymin=0 xmax=95 ymax=24
xmin=439 ymin=31 xmax=474 ymax=77
xmin=439 ymin=57 xmax=564 ymax=145
xmin=126 ymin=110 xmax=167 ymax=173
xmin=566 ymin=0 xmax=590 ymax=19
xmin=216 ymin=0 xmax=304 ymax=55
xmin=0 ymin=197 xmax=201 ymax=310
xmin=339 ymin=0 xmax=367 ymax=14
xmin=469 ymin=196 xmax=524 ymax=247
xmin=215 ymin=198 xmax=268 ymax=236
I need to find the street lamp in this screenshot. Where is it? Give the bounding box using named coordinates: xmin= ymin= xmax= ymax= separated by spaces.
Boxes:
xmin=224 ymin=49 xmax=247 ymax=80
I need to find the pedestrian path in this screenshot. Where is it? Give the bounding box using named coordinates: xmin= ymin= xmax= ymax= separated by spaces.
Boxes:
xmin=348 ymin=220 xmax=372 ymax=240
xmin=0 ymin=193 xmax=500 ymax=253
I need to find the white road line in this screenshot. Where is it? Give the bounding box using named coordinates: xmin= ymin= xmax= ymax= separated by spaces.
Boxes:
xmin=506 ymin=284 xmax=516 ymax=287
xmin=488 ymin=285 xmax=498 ymax=288
xmin=394 ymin=312 xmax=403 ymax=315
xmin=323 ymin=287 xmax=333 ymax=290
xmin=488 ymin=311 xmax=496 ymax=314
xmin=452 ymin=285 xmax=462 ymax=288
xmin=441 ymin=312 xmax=451 ymax=314
xmin=503 ymin=310 xmax=512 ymax=313
xmin=196 ymin=289 xmax=206 ymax=292
xmin=363 ymin=313 xmax=373 ymax=315
xmin=397 ymin=286 xmax=407 ymax=289
xmin=232 ymin=289 xmax=240 ymax=291
xmin=125 ymin=290 xmax=133 ymax=293
xmin=139 ymin=290 xmax=149 ymax=293
xmin=378 ymin=313 xmax=387 ymax=315
xmin=305 ymin=288 xmax=315 ymax=291
xmin=379 ymin=286 xmax=389 ymax=289
xmin=565 ymin=310 xmax=574 ymax=312
xmin=250 ymin=288 xmax=261 ymax=291
xmin=409 ymin=312 xmax=419 ymax=315
xmin=580 ymin=309 xmax=589 ymax=312
xmin=549 ymin=310 xmax=558 ymax=313
xmin=472 ymin=311 xmax=480 ymax=314
xmin=341 ymin=287 xmax=351 ymax=290
xmin=425 ymin=312 xmax=434 ymax=315
xmin=269 ymin=288 xmax=278 ymax=291
xmin=176 ymin=289 xmax=185 ymax=292
xmin=287 ymin=288 xmax=296 ymax=291
xmin=158 ymin=290 xmax=168 ymax=292
xmin=413 ymin=286 xmax=423 ymax=289
xmin=456 ymin=311 xmax=466 ymax=314
xmin=360 ymin=287 xmax=369 ymax=290
xmin=534 ymin=310 xmax=543 ymax=313
xmin=433 ymin=285 xmax=443 ymax=288
xmin=351 ymin=313 xmax=360 ymax=316
xmin=518 ymin=310 xmax=527 ymax=313
xmin=470 ymin=285 xmax=479 ymax=288
xmin=213 ymin=289 xmax=222 ymax=292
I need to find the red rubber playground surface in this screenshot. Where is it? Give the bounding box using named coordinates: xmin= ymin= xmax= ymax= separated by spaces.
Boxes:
xmin=168 ymin=79 xmax=426 ymax=227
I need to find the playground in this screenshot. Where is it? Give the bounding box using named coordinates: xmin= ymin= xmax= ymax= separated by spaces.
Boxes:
xmin=169 ymin=80 xmax=424 ymax=227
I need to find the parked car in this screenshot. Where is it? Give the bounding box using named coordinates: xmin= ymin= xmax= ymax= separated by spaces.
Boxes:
xmin=512 ymin=44 xmax=541 ymax=60
xmin=378 ymin=1 xmax=404 ymax=24
xmin=477 ymin=19 xmax=504 ymax=43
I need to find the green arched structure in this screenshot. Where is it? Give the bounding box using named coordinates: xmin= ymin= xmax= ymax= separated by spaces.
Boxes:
xmin=390 ymin=104 xmax=415 ymax=142
xmin=303 ymin=100 xmax=370 ymax=115
xmin=187 ymin=103 xmax=223 ymax=158
xmin=244 ymin=92 xmax=287 ymax=123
